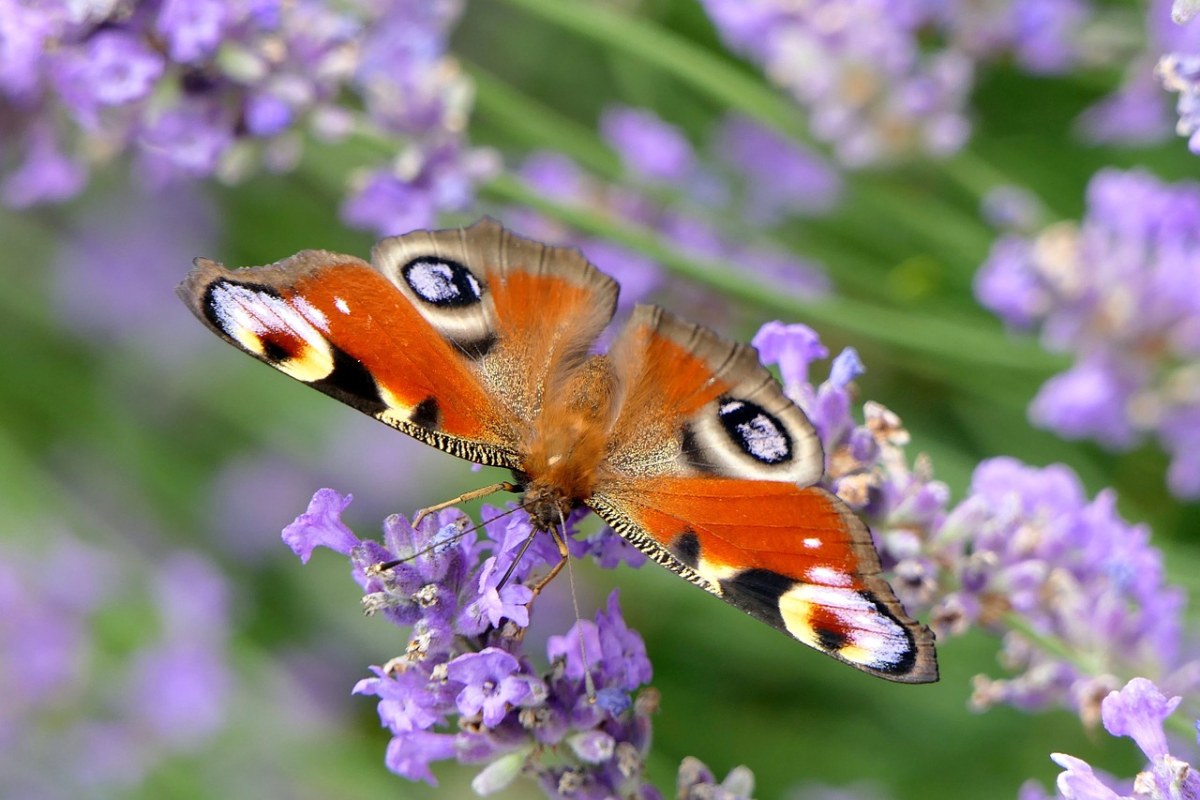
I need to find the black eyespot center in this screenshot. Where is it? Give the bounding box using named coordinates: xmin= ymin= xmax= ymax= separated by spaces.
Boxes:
xmin=716 ymin=397 xmax=792 ymax=465
xmin=402 ymin=257 xmax=483 ymax=308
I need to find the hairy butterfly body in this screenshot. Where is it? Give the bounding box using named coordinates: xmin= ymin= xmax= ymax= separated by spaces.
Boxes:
xmin=179 ymin=218 xmax=938 ymax=683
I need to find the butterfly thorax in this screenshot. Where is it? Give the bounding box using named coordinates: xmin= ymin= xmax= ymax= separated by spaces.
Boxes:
xmin=519 ymin=355 xmax=618 ymax=530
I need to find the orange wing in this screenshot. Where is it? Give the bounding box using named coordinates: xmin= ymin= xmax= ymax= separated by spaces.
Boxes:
xmin=589 ymin=478 xmax=937 ymax=682
xmin=592 ymin=305 xmax=937 ymax=683
xmin=177 ymin=219 xmax=617 ymax=468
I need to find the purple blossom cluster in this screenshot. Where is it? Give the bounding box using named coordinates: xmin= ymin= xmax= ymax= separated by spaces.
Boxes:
xmin=753 ymin=322 xmax=1194 ymax=724
xmin=285 ymin=488 xmax=754 ymax=797
xmin=1156 ymin=0 xmax=1200 ymax=152
xmin=0 ymin=536 xmax=232 ymax=797
xmin=1024 ymin=678 xmax=1200 ymax=800
xmin=0 ymin=0 xmax=494 ymax=233
xmin=514 ymin=107 xmax=836 ymax=315
xmin=975 ymin=168 xmax=1200 ymax=498
xmin=698 ymin=0 xmax=975 ymax=164
xmin=697 ymin=0 xmax=1200 ymax=158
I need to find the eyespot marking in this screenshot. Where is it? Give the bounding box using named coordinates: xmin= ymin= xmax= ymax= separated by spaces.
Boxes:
xmin=717 ymin=398 xmax=792 ymax=464
xmin=403 ymin=257 xmax=483 ymax=308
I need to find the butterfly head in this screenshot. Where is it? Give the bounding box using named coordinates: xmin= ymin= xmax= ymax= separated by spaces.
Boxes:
xmin=522 ymin=482 xmax=577 ymax=532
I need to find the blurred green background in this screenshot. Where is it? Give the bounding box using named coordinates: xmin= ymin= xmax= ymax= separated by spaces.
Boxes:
xmin=3 ymin=1 xmax=1198 ymax=798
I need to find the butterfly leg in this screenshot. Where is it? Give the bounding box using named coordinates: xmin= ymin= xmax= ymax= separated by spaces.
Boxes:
xmin=411 ymin=481 xmax=519 ymax=528
xmin=525 ymin=526 xmax=570 ymax=602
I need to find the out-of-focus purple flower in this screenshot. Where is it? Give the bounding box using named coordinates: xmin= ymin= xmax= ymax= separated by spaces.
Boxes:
xmin=52 ymin=180 xmax=218 ymax=366
xmin=982 ymin=185 xmax=1047 ymax=233
xmin=341 ymin=142 xmax=499 ymax=237
xmin=699 ymin=0 xmax=975 ymax=164
xmin=937 ymin=459 xmax=1188 ymax=721
xmin=124 ymin=553 xmax=232 ymax=749
xmin=1176 ymin=0 xmax=1200 ymax=24
xmin=1037 ymin=678 xmax=1200 ymax=799
xmin=1080 ymin=67 xmax=1173 ymax=146
xmin=975 ymin=168 xmax=1200 ymax=498
xmin=0 ymin=534 xmax=234 ymax=797
xmin=0 ymin=1 xmax=492 ymax=225
xmin=601 ymin=106 xmax=697 ymax=184
xmin=714 ymin=115 xmax=842 ymax=222
xmin=1 ymin=123 xmax=88 ymax=208
xmin=676 ymin=756 xmax=755 ymax=800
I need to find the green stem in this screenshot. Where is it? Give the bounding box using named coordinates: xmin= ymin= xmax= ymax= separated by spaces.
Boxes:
xmin=494 ymin=0 xmax=806 ymax=139
xmin=482 ymin=173 xmax=1061 ymax=373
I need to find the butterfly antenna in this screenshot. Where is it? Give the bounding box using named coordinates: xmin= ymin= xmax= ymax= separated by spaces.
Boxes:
xmin=371 ymin=503 xmax=526 ymax=573
xmin=496 ymin=520 xmax=540 ymax=590
xmin=558 ymin=505 xmax=597 ymax=703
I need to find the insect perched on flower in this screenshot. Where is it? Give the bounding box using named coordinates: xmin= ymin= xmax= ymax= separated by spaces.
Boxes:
xmin=179 ymin=218 xmax=937 ymax=683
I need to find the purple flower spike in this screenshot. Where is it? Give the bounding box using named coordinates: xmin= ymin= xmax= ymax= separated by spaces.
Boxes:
xmin=600 ymin=106 xmax=696 ymax=183
xmin=282 ymin=489 xmax=359 ymax=563
xmin=976 ymin=168 xmax=1200 ymax=497
xmin=446 ymin=648 xmax=532 ymax=726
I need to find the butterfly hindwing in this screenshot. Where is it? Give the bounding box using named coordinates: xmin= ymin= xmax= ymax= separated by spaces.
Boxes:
xmin=593 ymin=305 xmax=937 ymax=683
xmin=603 ymin=305 xmax=824 ymax=486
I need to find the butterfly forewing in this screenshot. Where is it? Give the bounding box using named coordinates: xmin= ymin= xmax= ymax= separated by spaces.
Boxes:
xmin=588 ymin=479 xmax=938 ymax=683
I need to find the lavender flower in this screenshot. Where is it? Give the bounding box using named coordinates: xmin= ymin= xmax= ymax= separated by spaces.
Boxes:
xmin=0 ymin=535 xmax=234 ymax=797
xmin=287 ymin=488 xmax=666 ymax=795
xmin=600 ymin=106 xmax=697 ymax=184
xmin=699 ymin=0 xmax=975 ymax=164
xmin=752 ymin=321 xmax=1194 ymax=725
xmin=0 ymin=0 xmax=493 ymax=233
xmin=976 ymin=168 xmax=1200 ymax=498
xmin=713 ymin=115 xmax=842 ymax=223
xmin=1036 ymin=678 xmax=1200 ymax=799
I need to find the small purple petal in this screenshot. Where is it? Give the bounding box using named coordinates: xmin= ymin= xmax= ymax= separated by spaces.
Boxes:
xmin=600 ymin=106 xmax=696 ymax=183
xmin=1100 ymin=678 xmax=1180 ymax=760
xmin=282 ymin=489 xmax=359 ymax=563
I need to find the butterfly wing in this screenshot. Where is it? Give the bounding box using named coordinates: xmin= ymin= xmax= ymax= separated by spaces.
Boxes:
xmin=178 ymin=218 xmax=618 ymax=469
xmin=590 ymin=305 xmax=937 ymax=683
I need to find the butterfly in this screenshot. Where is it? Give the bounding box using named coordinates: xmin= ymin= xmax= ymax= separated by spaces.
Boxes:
xmin=179 ymin=218 xmax=937 ymax=683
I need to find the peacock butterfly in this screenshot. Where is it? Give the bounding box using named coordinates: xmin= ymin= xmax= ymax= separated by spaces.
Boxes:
xmin=178 ymin=218 xmax=937 ymax=683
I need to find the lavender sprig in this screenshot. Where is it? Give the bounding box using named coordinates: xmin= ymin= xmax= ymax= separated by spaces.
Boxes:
xmin=0 ymin=0 xmax=495 ymax=233
xmin=755 ymin=322 xmax=1196 ymax=726
xmin=975 ymin=168 xmax=1200 ymax=499
xmin=282 ymin=489 xmax=678 ymax=796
